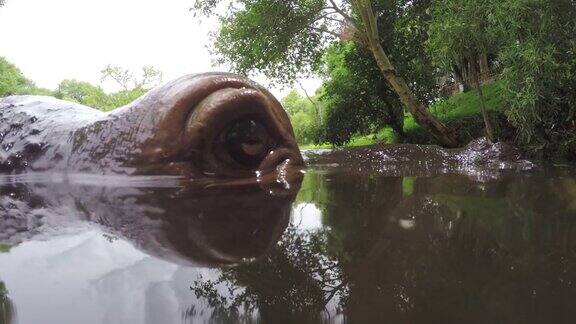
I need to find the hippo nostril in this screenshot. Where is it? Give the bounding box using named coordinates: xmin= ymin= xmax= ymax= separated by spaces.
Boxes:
xmin=258 ymin=148 xmax=295 ymax=172
xmin=241 ymin=142 xmax=265 ymax=156
xmin=221 ymin=116 xmax=274 ymax=169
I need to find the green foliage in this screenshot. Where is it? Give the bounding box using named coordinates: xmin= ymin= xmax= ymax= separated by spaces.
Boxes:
xmin=0 ymin=58 xmax=155 ymax=111
xmin=315 ymin=1 xmax=439 ymax=146
xmin=195 ymin=0 xmax=463 ymax=147
xmin=383 ymin=0 xmax=440 ymax=103
xmin=495 ymin=0 xmax=576 ymax=158
xmin=55 ymin=79 xmax=109 ymax=108
xmin=107 ymin=88 xmax=147 ymax=108
xmin=318 ymin=42 xmax=404 ymax=145
xmin=0 ymin=244 xmax=10 ymax=253
xmin=406 ymin=80 xmax=508 ymax=143
xmin=54 ymin=79 xmax=147 ymax=111
xmin=200 ymin=0 xmax=328 ymax=83
xmin=321 ymin=80 xmax=507 ymax=148
xmin=428 ymin=0 xmax=576 ymax=157
xmin=347 ymin=128 xmax=397 ymax=146
xmin=428 ymin=80 xmax=504 ymax=120
xmin=51 ymin=65 xmax=160 ymax=111
xmin=281 ymin=89 xmax=322 ymax=144
xmin=0 ymin=57 xmax=36 ymax=96
xmin=427 ymin=0 xmax=500 ymax=70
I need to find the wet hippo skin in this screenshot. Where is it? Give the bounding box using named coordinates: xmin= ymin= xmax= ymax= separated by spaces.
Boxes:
xmin=0 ymin=72 xmax=305 ymax=266
xmin=0 ymin=72 xmax=304 ymax=177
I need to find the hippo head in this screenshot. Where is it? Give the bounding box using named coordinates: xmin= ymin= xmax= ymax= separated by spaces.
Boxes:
xmin=97 ymin=73 xmax=304 ymax=179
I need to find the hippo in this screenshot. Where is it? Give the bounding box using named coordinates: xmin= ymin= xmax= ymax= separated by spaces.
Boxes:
xmin=0 ymin=72 xmax=304 ymax=177
xmin=0 ymin=72 xmax=305 ymax=266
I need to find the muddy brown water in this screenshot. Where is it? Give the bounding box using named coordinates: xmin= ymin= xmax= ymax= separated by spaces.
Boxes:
xmin=2 ymin=142 xmax=576 ymax=324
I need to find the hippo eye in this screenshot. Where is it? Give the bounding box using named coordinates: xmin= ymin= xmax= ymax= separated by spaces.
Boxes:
xmin=220 ymin=118 xmax=272 ymax=169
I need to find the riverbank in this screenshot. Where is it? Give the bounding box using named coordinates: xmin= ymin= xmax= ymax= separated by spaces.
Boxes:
xmin=300 ymin=81 xmax=507 ymax=150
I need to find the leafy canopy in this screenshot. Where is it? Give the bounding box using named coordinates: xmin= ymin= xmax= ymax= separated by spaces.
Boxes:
xmin=281 ymin=89 xmax=323 ymax=144
xmin=496 ymin=0 xmax=576 ymax=157
xmin=193 ymin=0 xmax=343 ymax=83
xmin=427 ymin=0 xmax=501 ymax=70
xmin=0 ymin=57 xmax=36 ymax=96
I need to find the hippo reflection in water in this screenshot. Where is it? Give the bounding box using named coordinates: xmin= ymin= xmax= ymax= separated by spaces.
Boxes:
xmin=0 ymin=73 xmax=304 ymax=266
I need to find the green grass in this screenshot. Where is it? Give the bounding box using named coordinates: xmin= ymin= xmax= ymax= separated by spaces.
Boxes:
xmin=300 ymin=128 xmax=397 ymax=150
xmin=429 ymin=81 xmax=505 ymax=121
xmin=299 ymin=80 xmax=507 ymax=149
xmin=403 ymin=80 xmax=508 ymax=144
xmin=299 ymin=142 xmax=334 ymax=150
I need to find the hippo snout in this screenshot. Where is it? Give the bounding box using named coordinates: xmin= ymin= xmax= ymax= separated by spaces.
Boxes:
xmin=182 ymin=83 xmax=303 ymax=177
xmin=111 ymin=72 xmax=304 ymax=178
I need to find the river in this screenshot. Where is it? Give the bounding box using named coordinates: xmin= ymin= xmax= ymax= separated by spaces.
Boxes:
xmin=1 ymin=143 xmax=576 ymax=324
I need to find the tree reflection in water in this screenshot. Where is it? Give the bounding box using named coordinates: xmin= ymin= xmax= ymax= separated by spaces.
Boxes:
xmin=191 ymin=169 xmax=576 ymax=323
xmin=191 ymin=225 xmax=343 ymax=323
xmin=0 ymin=281 xmax=15 ymax=324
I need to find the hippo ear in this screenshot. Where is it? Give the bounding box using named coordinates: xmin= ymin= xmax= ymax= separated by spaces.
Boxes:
xmin=110 ymin=73 xmax=303 ymax=177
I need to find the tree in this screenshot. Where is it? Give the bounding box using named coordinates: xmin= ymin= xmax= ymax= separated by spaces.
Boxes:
xmin=54 ymin=79 xmax=111 ymax=109
xmin=0 ymin=57 xmax=36 ymax=96
xmin=53 ymin=65 xmax=163 ymax=111
xmin=1 ymin=281 xmax=15 ymax=324
xmin=100 ymin=65 xmax=162 ymax=109
xmin=319 ymin=42 xmax=405 ymax=144
xmin=191 ymin=226 xmax=342 ymax=323
xmin=428 ymin=0 xmax=498 ymax=141
xmin=100 ymin=64 xmax=163 ymax=91
xmin=281 ymin=89 xmax=323 ymax=144
xmin=494 ymin=0 xmax=576 ymax=157
xmin=192 ymin=0 xmax=460 ymax=147
xmin=318 ymin=1 xmax=440 ymax=145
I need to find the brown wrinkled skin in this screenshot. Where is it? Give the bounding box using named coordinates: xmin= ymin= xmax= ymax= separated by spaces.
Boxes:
xmin=0 ymin=72 xmax=305 ymax=266
xmin=0 ymin=72 xmax=304 ymax=177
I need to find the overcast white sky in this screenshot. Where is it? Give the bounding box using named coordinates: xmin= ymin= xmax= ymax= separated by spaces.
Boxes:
xmin=0 ymin=0 xmax=321 ymax=98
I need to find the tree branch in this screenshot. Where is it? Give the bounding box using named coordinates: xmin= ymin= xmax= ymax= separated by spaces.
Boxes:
xmin=314 ymin=11 xmax=345 ymax=26
xmin=327 ymin=0 xmax=355 ymax=25
xmin=323 ymin=16 xmax=345 ymax=24
xmin=323 ymin=282 xmax=346 ymax=307
xmin=309 ymin=26 xmax=342 ymax=39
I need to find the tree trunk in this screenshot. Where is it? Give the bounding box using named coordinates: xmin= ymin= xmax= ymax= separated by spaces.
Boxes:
xmin=384 ymin=97 xmax=405 ymax=140
xmin=452 ymin=64 xmax=467 ymax=93
xmin=471 ymin=59 xmax=495 ymax=142
xmin=370 ymin=42 xmax=459 ymax=147
xmin=479 ymin=51 xmax=490 ymax=81
xmin=354 ymin=0 xmax=459 ymax=147
xmin=459 ymin=58 xmax=475 ymax=91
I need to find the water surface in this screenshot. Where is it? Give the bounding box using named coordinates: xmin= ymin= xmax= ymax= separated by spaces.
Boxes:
xmin=1 ymin=144 xmax=576 ymax=324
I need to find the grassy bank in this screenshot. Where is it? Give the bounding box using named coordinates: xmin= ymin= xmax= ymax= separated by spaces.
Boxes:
xmin=300 ymin=80 xmax=507 ymax=150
